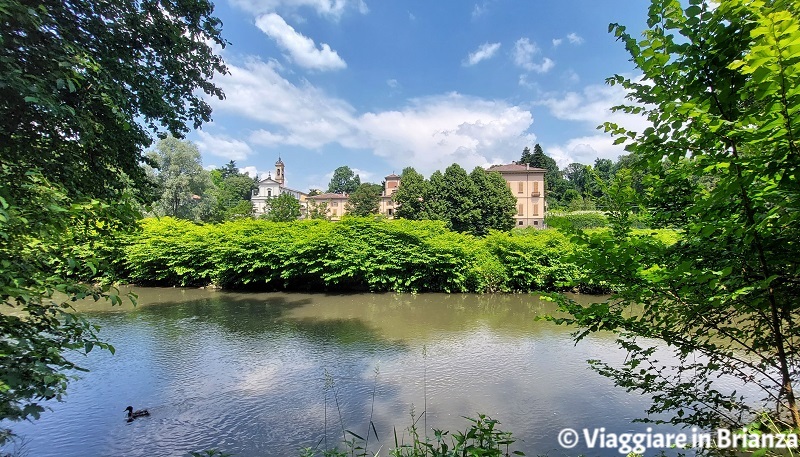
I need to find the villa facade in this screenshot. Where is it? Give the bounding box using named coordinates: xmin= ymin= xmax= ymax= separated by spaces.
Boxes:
xmin=486 ymin=163 xmax=547 ymax=227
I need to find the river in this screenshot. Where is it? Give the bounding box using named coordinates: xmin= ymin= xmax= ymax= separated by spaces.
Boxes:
xmin=4 ymin=288 xmax=687 ymax=456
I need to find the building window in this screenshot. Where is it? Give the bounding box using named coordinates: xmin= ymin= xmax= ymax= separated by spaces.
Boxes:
xmin=533 ymin=204 xmax=539 ymax=216
xmin=253 ymin=188 xmax=259 ymax=196
xmin=332 ymin=209 xmax=338 ymax=216
xmin=532 ymin=181 xmax=539 ymax=195
xmin=517 ymin=204 xmax=524 ymax=216
xmin=533 ymin=221 xmax=539 ymax=226
xmin=518 ymin=220 xmax=523 ymax=226
xmin=388 ymin=209 xmax=393 ymax=216
xmin=518 ymin=182 xmax=523 ymax=193
xmin=267 ymin=189 xmax=272 ymax=197
xmin=332 ymin=201 xmax=338 ymax=207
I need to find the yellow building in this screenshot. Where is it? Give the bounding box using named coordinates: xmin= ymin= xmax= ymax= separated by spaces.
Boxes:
xmin=305 ymin=192 xmax=349 ymax=220
xmin=487 ymin=163 xmax=547 ymax=227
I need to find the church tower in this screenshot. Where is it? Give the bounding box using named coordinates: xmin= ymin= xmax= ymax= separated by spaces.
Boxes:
xmin=275 ymin=157 xmax=285 ymax=186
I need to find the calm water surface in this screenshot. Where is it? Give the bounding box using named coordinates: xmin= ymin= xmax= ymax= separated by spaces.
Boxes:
xmin=4 ymin=289 xmax=688 ymax=456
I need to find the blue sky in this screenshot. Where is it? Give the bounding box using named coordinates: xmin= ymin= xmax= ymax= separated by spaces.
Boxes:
xmin=189 ymin=0 xmax=653 ymax=192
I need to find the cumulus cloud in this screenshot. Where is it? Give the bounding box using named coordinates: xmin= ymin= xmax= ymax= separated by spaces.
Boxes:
xmin=513 ymin=38 xmax=554 ymax=73
xmin=210 ymin=57 xmax=536 ymax=175
xmin=538 ymin=80 xmax=651 ymax=166
xmin=464 ymin=42 xmax=501 ymax=66
xmin=566 ymin=32 xmax=584 ymax=45
xmin=552 ymin=38 xmax=563 ymax=48
xmin=230 ymin=0 xmax=368 ymax=20
xmin=387 ymin=79 xmax=399 ymax=88
xmin=256 ymin=13 xmax=346 ymax=71
xmin=195 ymin=131 xmax=253 ymax=161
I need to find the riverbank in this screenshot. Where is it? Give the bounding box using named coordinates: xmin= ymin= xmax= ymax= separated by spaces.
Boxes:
xmin=104 ymin=217 xmax=679 ymax=294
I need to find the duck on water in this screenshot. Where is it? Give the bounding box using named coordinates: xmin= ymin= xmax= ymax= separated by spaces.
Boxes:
xmin=124 ymin=406 xmax=150 ymax=422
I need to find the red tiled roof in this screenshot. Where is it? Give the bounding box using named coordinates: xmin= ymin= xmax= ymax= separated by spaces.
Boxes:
xmin=487 ymin=164 xmax=547 ymax=172
xmin=385 ymin=173 xmax=400 ymax=179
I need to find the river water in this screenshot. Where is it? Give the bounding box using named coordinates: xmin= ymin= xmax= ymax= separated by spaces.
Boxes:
xmin=4 ymin=288 xmax=689 ymax=456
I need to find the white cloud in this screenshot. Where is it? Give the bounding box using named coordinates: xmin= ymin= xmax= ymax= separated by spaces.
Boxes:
xmin=358 ymin=94 xmax=535 ymax=173
xmin=387 ymin=79 xmax=399 ymax=88
xmin=239 ymin=166 xmax=262 ymax=179
xmin=464 ymin=42 xmax=501 ymax=66
xmin=513 ymin=38 xmax=554 ymax=73
xmin=210 ymin=57 xmax=536 ymax=175
xmin=552 ymin=38 xmax=563 ymax=47
xmin=567 ymin=32 xmax=584 ymax=45
xmin=195 ymin=131 xmax=253 ymax=161
xmin=256 ymin=13 xmax=346 ymax=71
xmin=230 ymin=0 xmax=367 ymax=20
xmin=538 ymin=80 xmax=652 ymax=166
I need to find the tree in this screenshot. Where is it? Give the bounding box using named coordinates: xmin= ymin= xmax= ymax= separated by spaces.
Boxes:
xmin=434 ymin=164 xmax=481 ymax=233
xmin=563 ymin=163 xmax=590 ymax=195
xmin=307 ymin=200 xmax=329 ymax=220
xmin=469 ymin=167 xmax=517 ymax=235
xmin=393 ymin=167 xmax=431 ymax=220
xmin=146 ymin=136 xmax=210 ymax=220
xmin=266 ymin=193 xmax=301 ymax=222
xmin=220 ymin=160 xmax=239 ymax=180
xmin=346 ymin=183 xmax=382 ymax=217
xmin=0 ymin=0 xmax=226 ymax=439
xmin=327 ymin=166 xmax=361 ymax=194
xmin=551 ymin=0 xmax=800 ymax=431
xmin=308 ymin=188 xmax=323 ymax=197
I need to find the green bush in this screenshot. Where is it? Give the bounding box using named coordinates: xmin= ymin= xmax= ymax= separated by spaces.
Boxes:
xmin=117 ymin=217 xmax=679 ymax=293
xmin=544 ymin=211 xmax=609 ymax=230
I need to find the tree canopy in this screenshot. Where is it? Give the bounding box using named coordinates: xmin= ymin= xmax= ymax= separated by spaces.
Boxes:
xmin=0 ymin=0 xmax=227 ymax=439
xmin=265 ymin=193 xmax=302 ymax=222
xmin=347 ymin=183 xmax=382 ymax=216
xmin=551 ymin=0 xmax=800 ymax=431
xmin=327 ymin=166 xmax=361 ymax=194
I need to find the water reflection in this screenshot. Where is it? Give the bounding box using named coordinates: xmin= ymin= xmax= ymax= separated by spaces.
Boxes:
xmin=3 ymin=289 xmax=681 ymax=456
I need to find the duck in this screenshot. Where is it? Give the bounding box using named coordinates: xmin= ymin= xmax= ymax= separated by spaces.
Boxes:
xmin=124 ymin=406 xmax=150 ymax=422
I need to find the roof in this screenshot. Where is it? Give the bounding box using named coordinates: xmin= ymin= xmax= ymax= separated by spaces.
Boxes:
xmin=307 ymin=192 xmax=349 ymax=200
xmin=487 ymin=164 xmax=547 ymax=173
xmin=385 ymin=173 xmax=400 ymax=179
xmin=257 ymin=177 xmax=281 ymax=184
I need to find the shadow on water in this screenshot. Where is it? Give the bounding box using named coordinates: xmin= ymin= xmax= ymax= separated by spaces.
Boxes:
xmin=2 ymin=288 xmax=685 ymax=457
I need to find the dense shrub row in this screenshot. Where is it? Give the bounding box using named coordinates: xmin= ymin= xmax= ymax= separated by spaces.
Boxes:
xmin=118 ymin=217 xmax=678 ymax=293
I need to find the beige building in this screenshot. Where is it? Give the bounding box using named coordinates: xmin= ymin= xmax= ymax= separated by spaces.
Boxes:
xmin=487 ymin=163 xmax=547 ymax=227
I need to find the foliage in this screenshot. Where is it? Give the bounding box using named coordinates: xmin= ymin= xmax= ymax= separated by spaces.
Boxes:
xmin=403 ymin=164 xmax=517 ymax=236
xmin=0 ymin=0 xmax=226 ymax=439
xmin=146 ymin=136 xmax=210 ymax=220
xmin=308 ymin=200 xmax=331 ymax=220
xmin=392 ymin=167 xmax=430 ymax=220
xmin=328 ymin=166 xmax=361 ymax=194
xmin=432 ymin=164 xmax=481 ymax=234
xmin=119 ymin=217 xmax=678 ymax=294
xmin=469 ymin=168 xmax=518 ymax=236
xmin=265 ymin=193 xmax=302 ymax=222
xmin=0 ymin=170 xmax=135 ymax=438
xmin=550 ymin=0 xmax=800 ymax=433
xmin=347 ymin=183 xmax=382 ymax=217
xmin=545 ymin=211 xmax=609 ymax=230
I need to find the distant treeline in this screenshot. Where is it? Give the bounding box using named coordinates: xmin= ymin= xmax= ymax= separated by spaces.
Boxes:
xmin=104 ymin=217 xmax=679 ymax=293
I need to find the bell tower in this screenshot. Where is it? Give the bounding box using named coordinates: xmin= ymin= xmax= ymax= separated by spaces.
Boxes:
xmin=275 ymin=157 xmax=285 ymax=186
